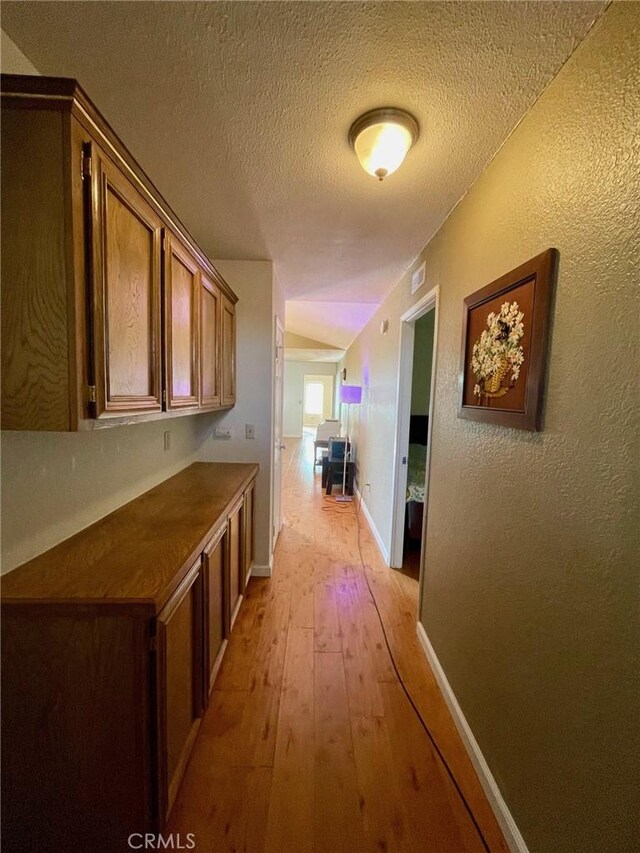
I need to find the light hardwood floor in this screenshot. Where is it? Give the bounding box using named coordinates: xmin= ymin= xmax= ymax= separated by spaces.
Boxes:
xmin=168 ymin=434 xmax=509 ymax=852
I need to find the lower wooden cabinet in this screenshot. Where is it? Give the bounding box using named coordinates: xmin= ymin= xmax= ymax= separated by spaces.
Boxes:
xmin=155 ymin=559 xmax=204 ymax=822
xmin=1 ymin=463 xmax=257 ymax=853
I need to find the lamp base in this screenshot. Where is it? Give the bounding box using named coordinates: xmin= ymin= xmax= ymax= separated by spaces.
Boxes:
xmin=335 ymin=495 xmax=353 ymax=503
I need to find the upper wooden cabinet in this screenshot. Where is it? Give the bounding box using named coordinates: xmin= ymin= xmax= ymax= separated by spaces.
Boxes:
xmin=165 ymin=235 xmax=200 ymax=410
xmin=0 ymin=74 xmax=237 ymax=430
xmin=221 ymin=295 xmax=237 ymax=407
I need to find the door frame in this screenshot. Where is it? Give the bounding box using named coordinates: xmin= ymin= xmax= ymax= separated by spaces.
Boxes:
xmin=389 ymin=286 xmax=440 ymax=572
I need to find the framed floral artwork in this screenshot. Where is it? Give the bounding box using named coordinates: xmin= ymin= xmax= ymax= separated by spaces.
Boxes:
xmin=458 ymin=249 xmax=558 ymax=431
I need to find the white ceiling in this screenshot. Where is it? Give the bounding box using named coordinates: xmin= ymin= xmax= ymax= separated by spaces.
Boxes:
xmin=3 ymin=1 xmax=604 ymax=347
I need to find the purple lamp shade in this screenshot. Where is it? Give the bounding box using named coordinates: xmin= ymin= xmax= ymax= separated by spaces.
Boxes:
xmin=340 ymin=384 xmax=362 ymax=405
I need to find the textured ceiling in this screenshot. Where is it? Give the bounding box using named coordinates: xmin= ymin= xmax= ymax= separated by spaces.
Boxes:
xmin=3 ymin=1 xmax=605 ymax=345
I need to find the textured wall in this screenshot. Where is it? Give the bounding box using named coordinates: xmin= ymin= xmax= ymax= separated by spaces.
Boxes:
xmin=343 ymin=5 xmax=639 ymax=851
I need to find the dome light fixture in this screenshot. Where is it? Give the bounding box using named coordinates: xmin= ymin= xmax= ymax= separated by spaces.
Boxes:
xmin=349 ymin=107 xmax=419 ymax=181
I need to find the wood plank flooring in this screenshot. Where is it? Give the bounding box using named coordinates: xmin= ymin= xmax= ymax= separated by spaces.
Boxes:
xmin=168 ymin=434 xmax=509 ymax=852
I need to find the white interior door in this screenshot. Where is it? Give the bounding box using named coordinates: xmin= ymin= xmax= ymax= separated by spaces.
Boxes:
xmin=272 ymin=319 xmax=285 ymax=550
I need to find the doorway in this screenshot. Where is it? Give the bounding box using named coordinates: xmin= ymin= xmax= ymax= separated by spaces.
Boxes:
xmin=302 ymin=374 xmax=334 ymax=429
xmin=390 ymin=287 xmax=439 ymax=606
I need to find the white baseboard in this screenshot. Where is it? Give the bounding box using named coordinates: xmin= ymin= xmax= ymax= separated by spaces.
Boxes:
xmin=354 ymin=488 xmax=390 ymax=564
xmin=416 ymin=622 xmax=529 ymax=853
xmin=251 ymin=563 xmax=272 ymax=578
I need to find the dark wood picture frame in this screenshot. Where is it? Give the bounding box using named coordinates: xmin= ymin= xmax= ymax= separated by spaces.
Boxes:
xmin=458 ymin=248 xmax=558 ymax=431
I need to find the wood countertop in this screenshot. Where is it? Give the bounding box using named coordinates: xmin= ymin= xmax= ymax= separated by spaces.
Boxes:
xmin=1 ymin=462 xmax=258 ymax=611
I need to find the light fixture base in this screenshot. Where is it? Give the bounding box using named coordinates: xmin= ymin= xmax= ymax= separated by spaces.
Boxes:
xmin=348 ymin=107 xmax=419 ymax=151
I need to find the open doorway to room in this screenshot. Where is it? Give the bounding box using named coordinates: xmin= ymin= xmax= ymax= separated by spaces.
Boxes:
xmin=390 ymin=288 xmax=439 ymax=601
xmin=302 ymin=374 xmax=334 ymax=430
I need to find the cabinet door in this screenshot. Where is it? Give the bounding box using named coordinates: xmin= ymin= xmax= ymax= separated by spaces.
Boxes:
xmin=156 ymin=560 xmax=203 ymax=823
xmin=203 ymin=523 xmax=228 ymax=697
xmin=164 ymin=234 xmax=199 ymax=409
xmin=227 ymin=498 xmax=243 ymax=631
xmin=221 ymin=295 xmax=236 ymax=407
xmin=200 ymin=273 xmax=221 ymax=409
xmin=90 ymin=146 xmax=163 ymax=417
xmin=242 ymin=482 xmax=255 ymax=591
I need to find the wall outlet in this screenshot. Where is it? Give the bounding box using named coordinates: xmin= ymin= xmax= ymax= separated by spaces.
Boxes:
xmin=163 ymin=431 xmax=171 ymax=451
xmin=245 ymin=424 xmax=255 ymax=440
xmin=214 ymin=427 xmax=232 ymax=439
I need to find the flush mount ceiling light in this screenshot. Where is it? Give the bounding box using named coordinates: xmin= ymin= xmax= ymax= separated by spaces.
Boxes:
xmin=349 ymin=107 xmax=419 ymax=181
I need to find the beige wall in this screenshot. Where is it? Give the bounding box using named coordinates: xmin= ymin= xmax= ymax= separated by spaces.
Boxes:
xmin=1 ymin=416 xmax=215 ymax=573
xmin=198 ymin=260 xmax=278 ymax=572
xmin=342 ymin=5 xmax=639 ymax=851
xmin=1 ymin=29 xmax=38 ymax=75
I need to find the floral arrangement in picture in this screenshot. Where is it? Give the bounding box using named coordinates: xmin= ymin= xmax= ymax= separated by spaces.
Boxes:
xmin=470 ymin=301 xmax=525 ymax=400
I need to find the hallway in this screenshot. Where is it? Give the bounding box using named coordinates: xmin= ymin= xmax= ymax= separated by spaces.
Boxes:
xmin=168 ymin=434 xmax=508 ymax=852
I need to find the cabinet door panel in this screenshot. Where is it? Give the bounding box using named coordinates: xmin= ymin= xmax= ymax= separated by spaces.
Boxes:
xmin=165 ymin=236 xmax=199 ymax=409
xmin=227 ymin=501 xmax=242 ymax=631
xmin=200 ymin=274 xmax=221 ymax=408
xmin=203 ymin=525 xmax=227 ymax=696
xmin=221 ymin=296 xmax=236 ymax=406
xmin=242 ymin=484 xmax=255 ymax=591
xmin=92 ymin=148 xmax=163 ymax=416
xmin=156 ymin=561 xmax=203 ymax=822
